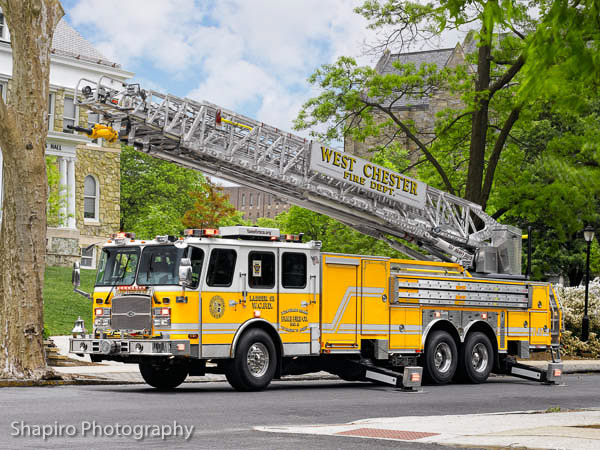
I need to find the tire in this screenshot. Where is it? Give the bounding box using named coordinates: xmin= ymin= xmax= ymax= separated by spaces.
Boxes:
xmin=225 ymin=329 xmax=277 ymax=391
xmin=139 ymin=360 xmax=189 ymax=390
xmin=423 ymin=330 xmax=458 ymax=385
xmin=458 ymin=332 xmax=493 ymax=384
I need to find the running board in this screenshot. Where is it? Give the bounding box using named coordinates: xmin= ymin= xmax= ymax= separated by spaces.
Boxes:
xmin=505 ymin=360 xmax=565 ymax=385
xmin=352 ymin=360 xmax=423 ymax=391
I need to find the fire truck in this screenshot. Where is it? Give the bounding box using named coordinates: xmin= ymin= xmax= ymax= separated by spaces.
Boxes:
xmin=69 ymin=76 xmax=564 ymax=391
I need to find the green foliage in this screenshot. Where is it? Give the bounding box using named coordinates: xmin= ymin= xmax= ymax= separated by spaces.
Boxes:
xmin=43 ymin=266 xmax=95 ymax=336
xmin=273 ymin=206 xmax=402 ymax=257
xmin=182 ymin=183 xmax=239 ymax=229
xmin=296 ymin=0 xmax=600 ymax=281
xmin=45 ymin=156 xmax=64 ymax=227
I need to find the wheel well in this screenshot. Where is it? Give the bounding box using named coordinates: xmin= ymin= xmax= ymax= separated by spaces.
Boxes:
xmin=424 ymin=320 xmax=461 ymax=348
xmin=233 ymin=320 xmax=283 ymax=378
xmin=464 ymin=321 xmax=499 ymax=370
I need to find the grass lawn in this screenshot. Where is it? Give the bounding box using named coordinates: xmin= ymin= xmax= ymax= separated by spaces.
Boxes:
xmin=44 ymin=266 xmax=96 ymax=336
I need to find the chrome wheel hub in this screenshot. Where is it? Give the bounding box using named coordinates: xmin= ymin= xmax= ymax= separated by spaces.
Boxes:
xmin=247 ymin=342 xmax=269 ymax=377
xmin=471 ymin=343 xmax=489 ymax=373
xmin=433 ymin=342 xmax=452 ymax=373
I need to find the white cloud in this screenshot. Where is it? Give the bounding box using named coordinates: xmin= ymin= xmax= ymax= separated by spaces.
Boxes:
xmin=67 ymin=0 xmax=440 ymax=134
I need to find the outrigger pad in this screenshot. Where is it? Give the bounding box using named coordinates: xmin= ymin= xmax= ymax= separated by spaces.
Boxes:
xmin=545 ymin=363 xmax=564 ymax=385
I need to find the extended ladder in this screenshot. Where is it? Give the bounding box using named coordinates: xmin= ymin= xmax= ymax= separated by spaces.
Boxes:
xmin=74 ymin=76 xmax=521 ymax=274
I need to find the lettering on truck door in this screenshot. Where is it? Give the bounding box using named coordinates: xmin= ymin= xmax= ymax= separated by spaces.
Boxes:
xmin=279 ymin=249 xmax=319 ymax=355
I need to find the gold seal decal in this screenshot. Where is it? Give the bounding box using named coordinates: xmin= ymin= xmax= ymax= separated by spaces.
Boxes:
xmin=209 ymin=295 xmax=225 ymax=319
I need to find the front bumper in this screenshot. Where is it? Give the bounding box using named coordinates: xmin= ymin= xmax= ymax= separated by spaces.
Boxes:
xmin=70 ymin=336 xmax=190 ymax=357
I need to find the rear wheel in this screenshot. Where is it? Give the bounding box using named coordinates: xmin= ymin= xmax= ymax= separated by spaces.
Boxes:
xmin=459 ymin=332 xmax=493 ymax=383
xmin=423 ymin=330 xmax=458 ymax=385
xmin=225 ymin=329 xmax=277 ymax=391
xmin=139 ymin=359 xmax=188 ymax=390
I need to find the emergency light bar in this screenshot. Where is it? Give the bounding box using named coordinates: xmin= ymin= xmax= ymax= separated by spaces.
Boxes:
xmin=184 ymin=228 xmax=219 ymax=237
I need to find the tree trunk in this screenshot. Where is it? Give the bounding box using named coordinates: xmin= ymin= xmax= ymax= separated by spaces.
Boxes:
xmin=465 ymin=41 xmax=491 ymax=206
xmin=0 ymin=0 xmax=64 ymax=379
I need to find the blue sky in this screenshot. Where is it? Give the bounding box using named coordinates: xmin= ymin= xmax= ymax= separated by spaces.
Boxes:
xmin=59 ymin=0 xmax=391 ymax=136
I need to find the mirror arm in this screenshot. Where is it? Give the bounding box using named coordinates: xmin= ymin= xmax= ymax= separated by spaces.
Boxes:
xmin=74 ymin=287 xmax=92 ymax=300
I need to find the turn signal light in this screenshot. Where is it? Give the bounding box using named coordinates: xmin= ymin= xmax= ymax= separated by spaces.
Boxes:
xmin=95 ymin=308 xmax=104 ymax=316
xmin=553 ymin=369 xmax=562 ymax=377
xmin=410 ymin=373 xmax=421 ymax=382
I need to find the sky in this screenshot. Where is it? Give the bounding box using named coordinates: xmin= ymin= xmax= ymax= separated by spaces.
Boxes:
xmin=60 ymin=0 xmax=461 ymax=138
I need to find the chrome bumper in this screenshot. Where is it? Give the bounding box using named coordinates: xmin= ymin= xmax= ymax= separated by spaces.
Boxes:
xmin=70 ymin=336 xmax=190 ymax=356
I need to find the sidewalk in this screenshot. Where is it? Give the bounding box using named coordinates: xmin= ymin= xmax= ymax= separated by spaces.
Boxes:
xmin=257 ymin=409 xmax=600 ymax=449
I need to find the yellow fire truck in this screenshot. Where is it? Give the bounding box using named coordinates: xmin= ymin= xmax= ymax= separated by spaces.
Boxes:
xmin=70 ymin=77 xmax=563 ymax=391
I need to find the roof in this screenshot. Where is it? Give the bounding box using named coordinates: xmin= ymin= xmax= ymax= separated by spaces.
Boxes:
xmin=51 ymin=19 xmax=121 ymax=69
xmin=374 ymin=48 xmax=454 ymax=109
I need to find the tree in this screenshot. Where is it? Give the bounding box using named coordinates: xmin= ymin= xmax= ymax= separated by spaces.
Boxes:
xmin=120 ymin=145 xmax=205 ymax=238
xmin=274 ymin=206 xmax=401 ymax=257
xmin=121 ymin=145 xmax=242 ymax=238
xmin=182 ymin=183 xmax=241 ymax=229
xmin=296 ymin=0 xmax=599 ymax=210
xmin=0 ymin=0 xmax=64 ymax=379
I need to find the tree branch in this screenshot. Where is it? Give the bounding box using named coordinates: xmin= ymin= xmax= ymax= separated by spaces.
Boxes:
xmin=489 ymin=55 xmax=525 ymax=96
xmin=481 ymin=106 xmax=522 ymax=209
xmin=368 ymin=101 xmax=456 ymax=195
xmin=491 ymin=207 xmax=509 ymax=220
xmin=426 ymin=110 xmax=474 ymax=145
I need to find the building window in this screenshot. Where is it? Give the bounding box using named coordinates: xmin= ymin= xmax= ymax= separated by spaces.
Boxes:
xmin=63 ymin=95 xmax=77 ymax=133
xmin=0 ymin=12 xmax=6 ymax=41
xmin=48 ymin=93 xmax=55 ymax=131
xmin=81 ymin=246 xmax=96 ymax=269
xmin=84 ymin=175 xmax=99 ymax=220
xmin=241 ymin=193 xmax=245 ymax=206
xmin=87 ymin=112 xmax=100 ymax=144
xmin=0 ymin=81 xmax=6 ymax=101
xmin=249 ymin=193 xmax=253 ymax=206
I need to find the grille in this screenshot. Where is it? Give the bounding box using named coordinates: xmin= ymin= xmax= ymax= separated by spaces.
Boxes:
xmin=111 ymin=295 xmax=151 ymax=331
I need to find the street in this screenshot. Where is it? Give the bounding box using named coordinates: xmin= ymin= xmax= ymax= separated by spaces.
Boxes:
xmin=1 ymin=374 xmax=599 ymax=449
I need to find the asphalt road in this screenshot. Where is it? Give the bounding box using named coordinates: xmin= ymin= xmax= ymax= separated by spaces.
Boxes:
xmin=1 ymin=374 xmax=599 ymax=449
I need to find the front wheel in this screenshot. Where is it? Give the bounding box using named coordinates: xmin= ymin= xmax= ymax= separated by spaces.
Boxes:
xmin=225 ymin=329 xmax=277 ymax=391
xmin=139 ymin=359 xmax=189 ymax=390
xmin=423 ymin=330 xmax=458 ymax=385
xmin=459 ymin=332 xmax=493 ymax=384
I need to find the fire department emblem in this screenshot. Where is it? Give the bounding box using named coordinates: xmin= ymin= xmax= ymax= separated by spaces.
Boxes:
xmin=209 ymin=296 xmax=225 ymax=319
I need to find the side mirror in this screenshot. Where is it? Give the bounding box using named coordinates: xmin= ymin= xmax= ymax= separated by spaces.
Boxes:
xmin=72 ymin=262 xmax=81 ymax=288
xmin=72 ymin=261 xmax=92 ymax=300
xmin=179 ymin=258 xmax=193 ymax=286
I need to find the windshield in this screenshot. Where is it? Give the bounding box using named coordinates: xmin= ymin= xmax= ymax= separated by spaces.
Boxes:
xmin=95 ymin=247 xmax=140 ymax=286
xmin=137 ymin=246 xmax=183 ymax=286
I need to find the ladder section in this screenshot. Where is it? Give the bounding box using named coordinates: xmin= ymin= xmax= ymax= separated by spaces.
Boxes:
xmin=74 ymin=76 xmax=521 ymax=273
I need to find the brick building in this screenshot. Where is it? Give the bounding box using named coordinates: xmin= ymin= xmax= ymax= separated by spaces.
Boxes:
xmin=0 ymin=14 xmax=133 ymax=268
xmin=223 ymin=186 xmax=290 ymax=222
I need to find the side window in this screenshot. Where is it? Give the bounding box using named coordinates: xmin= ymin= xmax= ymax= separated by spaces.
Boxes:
xmin=248 ymin=251 xmax=275 ymax=289
xmin=63 ymin=95 xmax=77 ymax=133
xmin=188 ymin=246 xmax=204 ymax=289
xmin=206 ymin=248 xmax=237 ymax=287
xmin=282 ymin=252 xmax=307 ymax=289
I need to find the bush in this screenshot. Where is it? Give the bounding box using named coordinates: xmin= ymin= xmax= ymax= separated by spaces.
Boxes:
xmin=554 ymin=279 xmax=600 ymax=357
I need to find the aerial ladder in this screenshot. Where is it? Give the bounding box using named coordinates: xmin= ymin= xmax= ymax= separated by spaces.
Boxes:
xmin=74 ymin=76 xmax=522 ymax=277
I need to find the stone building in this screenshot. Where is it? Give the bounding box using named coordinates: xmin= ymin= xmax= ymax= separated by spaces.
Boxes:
xmin=0 ymin=14 xmax=133 ymax=269
xmin=345 ymin=36 xmax=475 ymax=160
xmin=223 ymin=186 xmax=290 ymax=222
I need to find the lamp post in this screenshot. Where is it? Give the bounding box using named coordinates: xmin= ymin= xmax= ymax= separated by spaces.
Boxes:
xmin=582 ymin=225 xmax=595 ymax=342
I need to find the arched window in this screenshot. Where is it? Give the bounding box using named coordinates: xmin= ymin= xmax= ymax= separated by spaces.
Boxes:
xmin=84 ymin=175 xmax=99 ymax=220
xmin=241 ymin=193 xmax=246 ymax=206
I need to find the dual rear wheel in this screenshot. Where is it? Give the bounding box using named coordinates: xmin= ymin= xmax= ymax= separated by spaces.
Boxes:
xmin=423 ymin=330 xmax=493 ymax=385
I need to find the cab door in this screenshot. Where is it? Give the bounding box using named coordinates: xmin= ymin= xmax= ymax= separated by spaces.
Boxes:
xmin=201 ymin=245 xmax=240 ymax=358
xmin=279 ymin=249 xmax=320 ymax=355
